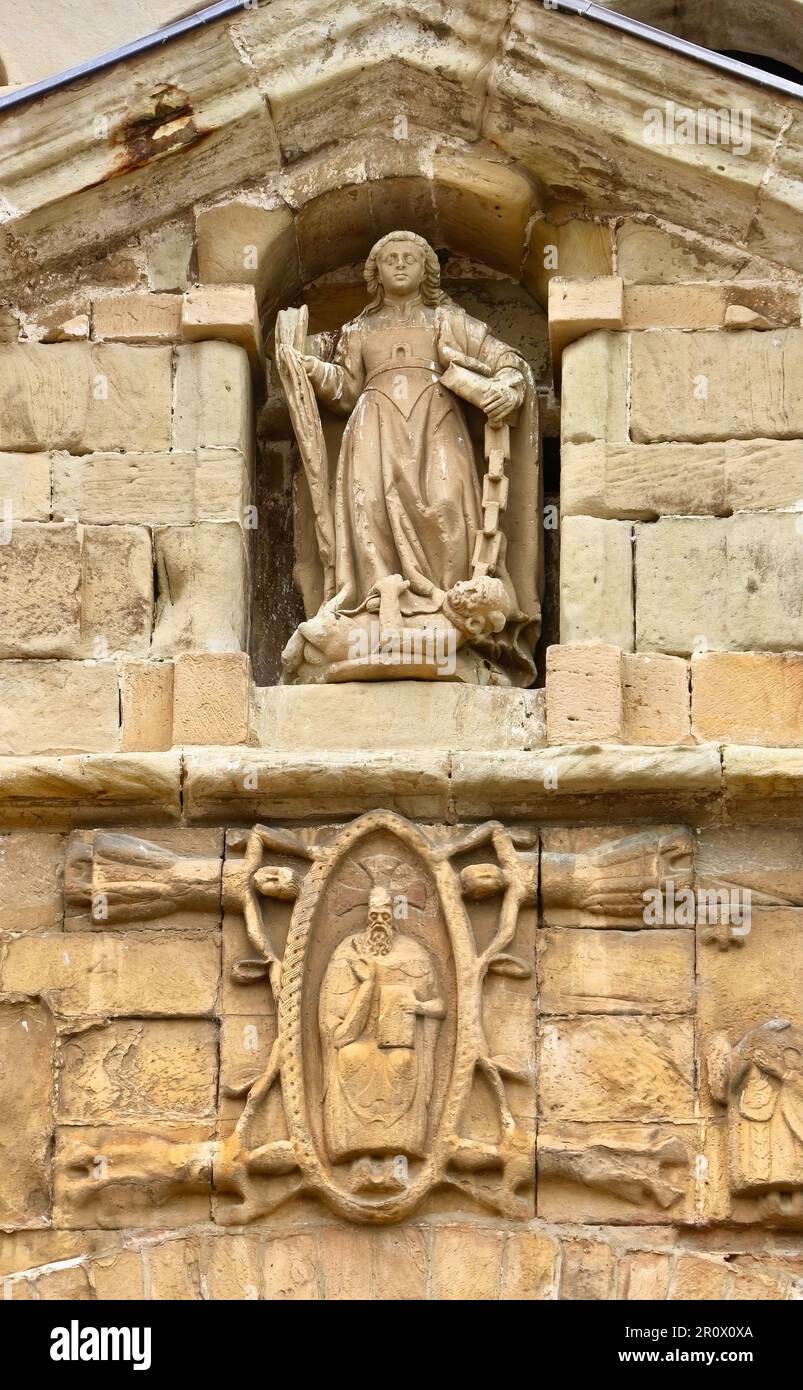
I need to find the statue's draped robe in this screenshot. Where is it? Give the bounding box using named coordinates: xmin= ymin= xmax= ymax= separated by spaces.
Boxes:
xmin=308 ymin=300 xmax=541 ymax=684
xmin=319 ymin=932 xmax=441 ymax=1161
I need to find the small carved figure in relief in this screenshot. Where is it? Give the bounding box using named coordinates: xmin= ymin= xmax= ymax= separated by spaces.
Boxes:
xmin=276 ymin=231 xmax=541 ymax=686
xmin=320 ymin=882 xmax=445 ymax=1190
xmin=707 ymin=1018 xmax=803 ymax=1221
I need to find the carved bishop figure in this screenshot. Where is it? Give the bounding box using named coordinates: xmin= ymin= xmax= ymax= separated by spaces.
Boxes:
xmin=276 ymin=230 xmax=541 ymax=686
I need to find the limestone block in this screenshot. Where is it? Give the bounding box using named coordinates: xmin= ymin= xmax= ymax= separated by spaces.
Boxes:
xmin=196 ymin=201 xmax=300 ymax=313
xmin=219 ymin=1013 xmax=276 ymax=1119
xmin=559 ymin=516 xmax=633 ymax=648
xmin=0 ymin=344 xmax=173 ymax=452
xmin=726 ymin=512 xmax=803 ymax=650
xmin=546 ymin=644 xmax=623 ymax=744
xmin=692 ymin=652 xmax=803 ymax=746
xmin=64 ymin=826 xmax=223 ymax=934
xmin=0 ymin=752 xmax=182 ymax=828
xmin=541 ymin=824 xmax=694 ymax=928
xmin=53 ymin=449 xmax=250 ymax=525
xmin=695 ymin=826 xmax=803 ymax=904
xmin=144 ymin=221 xmax=194 ymax=293
xmin=539 ymin=1017 xmax=695 ymax=1121
xmin=727 ymin=439 xmax=803 ymax=511
xmin=173 ymin=342 xmax=252 ymax=454
xmin=294 ymin=184 xmax=373 ymax=283
xmin=181 ymin=284 xmax=264 ymax=377
xmin=34 ymin=1265 xmax=93 ymax=1300
xmin=0 ymin=521 xmax=81 ymax=657
xmin=173 ymin=652 xmax=251 ymax=746
xmin=624 ymin=283 xmax=729 ymax=330
xmin=0 ymin=934 xmax=220 ymax=1017
xmin=548 ymin=276 xmax=624 ymax=365
xmin=621 ymin=1251 xmax=673 ymax=1300
xmin=431 ymin=1228 xmax=505 ymax=1301
xmin=635 ymin=518 xmax=728 ymax=655
xmin=431 ymin=153 xmax=538 ymax=278
xmin=631 ymin=329 xmax=803 ymax=442
xmin=261 ymin=1235 xmax=318 ymax=1301
xmin=672 ymin=1256 xmax=732 ymax=1301
xmin=202 ymin=1235 xmax=262 ymax=1301
xmin=560 ymin=331 xmax=628 ymax=445
xmin=147 ymin=1238 xmax=204 ymax=1297
xmin=559 ymin=1240 xmax=614 ymax=1300
xmin=616 ymin=221 xmax=762 ymax=284
xmin=523 ymin=216 xmax=614 ymax=306
xmin=500 ymin=1232 xmax=559 ymax=1300
xmin=538 ymin=929 xmax=694 ymax=1014
xmin=0 ymin=661 xmax=120 ymax=756
xmin=622 ymin=653 xmax=691 ymax=746
xmin=80 ymin=525 xmax=153 ymax=657
xmin=90 ymin=1251 xmax=145 ymax=1301
xmin=120 ymin=661 xmax=174 ymax=753
xmin=53 ymin=1127 xmax=213 ymax=1230
xmin=151 ymin=523 xmax=247 ymax=655
xmin=372 ymin=1229 xmax=429 ymax=1301
xmin=0 ymin=832 xmax=64 ymax=933
xmin=0 ymin=1001 xmax=55 ymax=1226
xmin=58 ymin=1021 xmax=218 ymax=1122
xmin=92 ymin=294 xmax=182 ymax=344
xmin=0 ymin=453 xmax=51 ymax=520
xmin=723 ymin=746 xmax=803 ymax=820
xmin=254 ymin=682 xmax=545 ymax=751
xmin=318 ymin=1227 xmax=373 ymax=1300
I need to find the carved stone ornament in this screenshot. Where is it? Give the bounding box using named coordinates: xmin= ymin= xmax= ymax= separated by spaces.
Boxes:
xmin=275 ymin=231 xmax=541 ymax=687
xmin=707 ymin=1018 xmax=803 ymax=1225
xmin=59 ymin=812 xmax=537 ymax=1225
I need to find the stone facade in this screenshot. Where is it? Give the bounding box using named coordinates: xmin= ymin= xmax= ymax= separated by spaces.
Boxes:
xmin=1 ymin=0 xmax=803 ymax=1302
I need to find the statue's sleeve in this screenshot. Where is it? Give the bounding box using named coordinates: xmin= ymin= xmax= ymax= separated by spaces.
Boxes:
xmin=308 ymin=321 xmax=366 ymax=416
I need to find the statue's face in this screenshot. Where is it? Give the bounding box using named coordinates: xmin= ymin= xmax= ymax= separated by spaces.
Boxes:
xmin=376 ymin=240 xmax=426 ymax=296
xmin=365 ymin=905 xmax=394 ymax=952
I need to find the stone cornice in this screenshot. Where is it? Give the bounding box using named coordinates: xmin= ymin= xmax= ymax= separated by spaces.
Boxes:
xmin=0 ymin=1 xmax=801 ymax=293
xmin=0 ymin=744 xmax=799 ymax=827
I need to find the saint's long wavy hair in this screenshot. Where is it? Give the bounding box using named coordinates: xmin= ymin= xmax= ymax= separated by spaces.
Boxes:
xmin=362 ymin=231 xmax=449 ymax=313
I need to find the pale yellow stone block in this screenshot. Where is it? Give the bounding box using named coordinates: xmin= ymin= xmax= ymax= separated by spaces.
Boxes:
xmin=559 ymin=515 xmax=633 ymax=648
xmin=546 ymin=643 xmax=623 ymax=744
xmin=172 ymin=652 xmax=251 ymax=746
xmin=120 ymin=661 xmax=174 ymax=753
xmin=622 ymin=652 xmax=691 ymax=745
xmin=92 ymin=293 xmax=182 ymax=343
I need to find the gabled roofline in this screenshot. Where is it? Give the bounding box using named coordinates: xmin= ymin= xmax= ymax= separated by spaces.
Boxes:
xmin=0 ymin=0 xmax=802 ymax=116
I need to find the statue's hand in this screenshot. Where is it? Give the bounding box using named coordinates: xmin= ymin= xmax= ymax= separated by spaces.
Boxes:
xmin=352 ymin=954 xmax=376 ymax=984
xmin=482 ymin=382 xmax=518 ymax=426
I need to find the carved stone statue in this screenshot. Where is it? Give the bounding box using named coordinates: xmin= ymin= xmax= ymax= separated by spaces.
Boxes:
xmin=707 ymin=1018 xmax=803 ymax=1223
xmin=276 ymin=230 xmax=541 ymax=686
xmin=319 ymin=882 xmax=444 ymax=1190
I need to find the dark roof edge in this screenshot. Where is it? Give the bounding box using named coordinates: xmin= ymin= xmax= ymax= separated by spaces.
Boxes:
xmin=0 ymin=0 xmax=802 ymax=117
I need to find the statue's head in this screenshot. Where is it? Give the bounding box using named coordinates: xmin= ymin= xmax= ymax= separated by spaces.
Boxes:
xmin=364 ymin=231 xmax=447 ymax=311
xmin=364 ymin=885 xmax=394 ymax=953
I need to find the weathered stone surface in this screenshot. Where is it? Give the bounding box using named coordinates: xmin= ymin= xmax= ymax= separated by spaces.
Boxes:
xmin=524 ymin=216 xmax=613 ymax=306
xmin=635 ymin=518 xmax=728 ymax=655
xmin=622 ymin=653 xmax=691 ymax=746
xmin=372 ymin=1228 xmax=429 ymax=1301
xmin=0 ymin=832 xmax=64 ymax=933
xmin=0 ymin=453 xmax=51 ymax=520
xmin=538 ymin=930 xmax=694 ymax=1014
xmin=144 ymin=220 xmax=193 ymax=294
xmin=431 ymin=1228 xmax=504 ymax=1301
xmin=621 ymin=1250 xmax=673 ymax=1300
xmin=254 ymin=682 xmax=545 ymax=751
xmin=1 ymin=934 xmax=220 ymax=1017
xmin=92 ymin=294 xmax=182 ymax=344
xmin=0 ymin=522 xmax=81 ymax=658
xmin=538 ymin=1121 xmax=696 ymax=1224
xmin=695 ymin=826 xmax=803 ymax=904
xmin=631 ymin=329 xmax=803 ymax=442
xmin=539 ymin=1018 xmax=695 ymax=1121
xmin=90 ymin=1250 xmax=145 ymax=1301
xmin=182 ymin=284 xmax=264 ymax=377
xmin=53 ymin=449 xmax=250 ymax=525
xmin=559 ymin=516 xmax=633 ymax=648
xmin=561 ymin=332 xmax=628 ymax=445
xmin=196 ymin=201 xmax=299 ymax=313
xmin=146 ymin=1237 xmax=204 ymax=1297
xmin=53 ymin=1127 xmax=213 ymax=1229
xmin=0 ymin=1001 xmax=55 ymax=1226
xmin=501 ymin=1231 xmax=559 ymax=1300
xmin=546 ymin=644 xmax=623 ymax=744
xmin=0 ymin=344 xmax=172 ymax=452
xmin=616 ymin=221 xmax=764 ymax=284
xmin=64 ymin=826 xmax=223 ymax=933
xmin=559 ymin=1239 xmax=614 ymax=1300
xmin=81 ymin=525 xmax=153 ymax=658
xmin=173 ymin=343 xmax=251 ymax=454
xmin=637 ymin=515 xmax=803 ymax=655
xmin=562 ymin=438 xmax=803 ymax=520
xmin=541 ymin=825 xmax=694 ymax=928
xmin=58 ymin=1021 xmax=218 ymax=1122
xmin=120 ymin=661 xmax=174 ymax=753
xmin=0 ymin=661 xmax=120 ymax=756
xmin=261 ymin=1234 xmax=318 ymax=1301
xmin=672 ymin=1255 xmax=732 ymax=1301
xmin=723 ymin=745 xmax=803 ymax=818
xmin=172 ymin=652 xmax=251 ymax=746
xmin=202 ymin=1234 xmax=261 ymax=1301
xmin=692 ymin=652 xmax=803 ymax=746
xmin=548 ymin=275 xmax=624 ymax=365
xmin=152 ymin=523 xmax=247 ymax=655
xmin=0 ymin=752 xmax=181 ymax=829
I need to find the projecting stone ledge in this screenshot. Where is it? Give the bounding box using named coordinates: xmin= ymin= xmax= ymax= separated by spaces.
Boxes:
xmin=1 ymin=746 xmax=801 ymax=827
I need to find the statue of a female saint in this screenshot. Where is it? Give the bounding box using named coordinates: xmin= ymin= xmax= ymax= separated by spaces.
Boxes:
xmin=276 ymin=230 xmax=541 ymax=686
